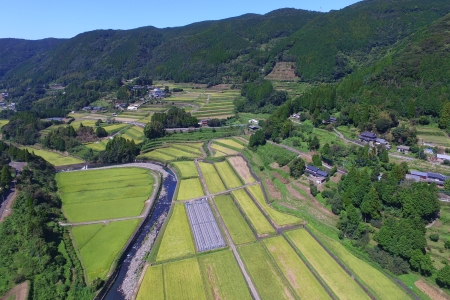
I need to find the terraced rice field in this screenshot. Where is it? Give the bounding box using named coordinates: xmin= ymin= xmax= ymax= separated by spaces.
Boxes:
xmin=215 ymin=138 xmax=245 ymax=150
xmin=156 ymin=204 xmax=196 ymax=261
xmin=21 ymin=147 xmax=84 ymax=166
xmin=102 ymin=123 xmax=129 ymax=133
xmin=213 ymin=195 xmax=256 ymax=245
xmin=139 ymin=144 xmax=203 ymax=162
xmin=232 ymin=189 xmax=275 ymax=236
xmin=286 ymin=229 xmax=370 ymax=300
xmin=164 ymin=258 xmax=207 ymax=300
xmin=136 ymin=265 xmax=164 ymax=300
xmin=71 ymin=219 xmax=140 ymax=282
xmin=211 ymin=143 xmax=239 ymax=156
xmin=139 ymin=149 xmax=176 ymax=162
xmin=263 ymin=236 xmax=330 ymax=299
xmin=310 ymin=226 xmax=410 ymax=299
xmin=171 ymin=161 xmax=198 ymax=178
xmin=239 ymin=243 xmax=295 ymax=300
xmin=0 ymin=119 xmax=9 ymax=129
xmin=176 ymin=178 xmax=204 ymax=201
xmin=247 ymin=185 xmax=302 ymax=227
xmin=198 ymin=162 xmax=226 ymax=194
xmin=163 ymin=147 xmax=199 ymax=158
xmin=214 ymin=161 xmax=243 ymax=189
xmin=171 ymin=143 xmax=203 ymax=155
xmin=228 ymin=156 xmax=256 ymax=183
xmin=199 ymin=250 xmax=252 ymax=300
xmin=70 ymin=120 xmax=97 ymax=129
xmin=57 ymin=168 xmax=154 ymax=222
xmin=86 ymin=139 xmax=109 ymax=151
xmin=120 ymin=126 xmax=144 ymax=143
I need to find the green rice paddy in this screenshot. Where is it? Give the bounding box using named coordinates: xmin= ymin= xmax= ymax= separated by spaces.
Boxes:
xmin=214 ymin=161 xmax=243 ymax=189
xmin=198 ymin=162 xmax=226 ymax=194
xmin=164 ymin=258 xmax=207 ymax=300
xmin=21 ymin=147 xmax=84 ymax=166
xmin=171 ymin=161 xmax=198 ymax=178
xmin=176 ymin=178 xmax=204 ymax=201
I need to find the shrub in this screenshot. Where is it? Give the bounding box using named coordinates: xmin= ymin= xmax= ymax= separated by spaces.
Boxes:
xmin=430 ymin=233 xmax=439 ymax=242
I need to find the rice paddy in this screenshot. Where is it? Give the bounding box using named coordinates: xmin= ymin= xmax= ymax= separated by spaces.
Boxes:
xmin=71 ymin=219 xmax=140 ymax=282
xmin=102 ymin=123 xmax=129 ymax=134
xmin=263 ymin=236 xmax=330 ymax=299
xmin=213 ymin=195 xmax=256 ymax=245
xmin=239 ymin=243 xmax=295 ymax=300
xmin=164 ymin=258 xmax=207 ymax=300
xmin=171 ymin=161 xmax=198 ymax=178
xmin=20 ymin=147 xmax=84 ymax=166
xmin=176 ymin=178 xmax=204 ymax=201
xmin=247 ymin=184 xmax=302 ymax=227
xmin=211 ymin=143 xmax=239 ymax=155
xmin=286 ymin=229 xmax=370 ymax=300
xmin=215 ymin=138 xmax=245 ymax=150
xmin=214 ymin=161 xmax=243 ymax=189
xmin=136 ymin=265 xmax=164 ymax=300
xmin=198 ymin=162 xmax=227 ymax=194
xmin=138 ymin=144 xmax=203 ymax=162
xmin=57 ymin=168 xmax=154 ymax=222
xmin=0 ymin=119 xmax=9 ymax=129
xmin=120 ymin=126 xmax=145 ymax=143
xmin=232 ymin=189 xmax=275 ymax=236
xmin=198 ymin=250 xmax=252 ymax=300
xmin=86 ymin=139 xmax=109 ymax=151
xmin=156 ymin=204 xmax=196 ymax=262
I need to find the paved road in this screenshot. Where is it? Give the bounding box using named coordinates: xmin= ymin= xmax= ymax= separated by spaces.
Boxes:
xmin=59 ymin=163 xmax=162 ymax=226
xmin=194 ymin=159 xmax=260 ymax=300
xmin=0 ymin=189 xmax=17 ymax=223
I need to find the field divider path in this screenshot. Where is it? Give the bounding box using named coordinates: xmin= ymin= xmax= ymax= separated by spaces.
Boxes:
xmin=59 ymin=165 xmax=161 ymax=226
xmin=208 ymin=197 xmax=261 ymax=300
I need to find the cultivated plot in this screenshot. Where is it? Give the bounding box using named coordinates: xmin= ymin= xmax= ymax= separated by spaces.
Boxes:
xmin=176 ymin=178 xmax=204 ymax=201
xmin=139 ymin=150 xmax=175 ymax=162
xmin=86 ymin=139 xmax=109 ymax=151
xmin=228 ymin=156 xmax=256 ymax=184
xmin=71 ymin=219 xmax=140 ymax=282
xmin=310 ymin=226 xmax=411 ymax=299
xmin=211 ymin=143 xmax=239 ymax=155
xmin=57 ymin=168 xmax=154 ymax=222
xmin=247 ymin=184 xmax=302 ymax=227
xmin=213 ymin=195 xmax=256 ymax=245
xmin=102 ymin=123 xmax=129 ymax=133
xmin=198 ymin=162 xmax=227 ymax=194
xmin=198 ymin=250 xmax=252 ymax=300
xmin=215 ymin=138 xmax=245 ymax=150
xmin=171 ymin=161 xmax=198 ymax=178
xmin=171 ymin=144 xmax=203 ymax=156
xmin=164 ymin=258 xmax=207 ymax=300
xmin=186 ymin=199 xmax=226 ymax=252
xmin=232 ymin=189 xmax=275 ymax=236
xmin=263 ymin=236 xmax=330 ymax=299
xmin=156 ymin=204 xmax=196 ymax=261
xmin=21 ymin=147 xmax=84 ymax=166
xmin=286 ymin=229 xmax=370 ymax=300
xmin=136 ymin=265 xmax=164 ymax=300
xmin=239 ymin=242 xmax=295 ymax=300
xmin=0 ymin=119 xmax=9 ymax=129
xmin=215 ymin=161 xmax=243 ymax=189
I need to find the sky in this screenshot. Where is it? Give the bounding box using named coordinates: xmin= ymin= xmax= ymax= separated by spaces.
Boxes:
xmin=2 ymin=0 xmax=360 ymax=40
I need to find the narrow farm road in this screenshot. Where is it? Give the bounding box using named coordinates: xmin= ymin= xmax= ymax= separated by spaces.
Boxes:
xmin=195 ymin=159 xmax=261 ymax=300
xmin=0 ymin=188 xmax=17 ymax=223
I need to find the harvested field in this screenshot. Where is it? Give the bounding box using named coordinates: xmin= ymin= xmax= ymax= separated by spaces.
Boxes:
xmin=310 ymin=226 xmax=411 ymax=300
xmin=239 ymin=243 xmax=295 ymax=300
xmin=176 ymin=178 xmax=204 ymax=201
xmin=214 ymin=195 xmax=256 ymax=244
xmin=1 ymin=281 xmax=29 ymax=300
xmin=286 ymin=229 xmax=370 ymax=300
xmin=57 ymin=168 xmax=154 ymax=222
xmin=72 ymin=219 xmax=140 ymax=282
xmin=136 ymin=265 xmax=164 ymax=300
xmin=214 ymin=161 xmax=243 ymax=189
xmin=211 ymin=143 xmax=239 ymax=155
xmin=164 ymin=258 xmax=207 ymax=300
xmin=172 ymin=161 xmax=198 ymax=178
xmin=265 ymin=62 xmax=299 ymax=81
xmin=198 ymin=162 xmax=226 ymax=194
xmin=232 ymin=189 xmax=275 ymax=236
xmin=186 ymin=199 xmax=226 ymax=252
xmin=156 ymin=204 xmax=196 ymax=261
xmin=228 ymin=156 xmax=256 ymax=183
xmin=247 ymin=185 xmax=302 ymax=227
xmin=199 ymin=250 xmax=252 ymax=300
xmin=263 ymin=236 xmax=330 ymax=299
xmin=21 ymin=147 xmax=84 ymax=166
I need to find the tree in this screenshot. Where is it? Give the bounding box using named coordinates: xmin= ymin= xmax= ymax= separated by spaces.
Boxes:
xmin=429 ymin=234 xmax=439 ymax=242
xmin=290 ymin=157 xmax=305 ymax=179
xmin=445 ymin=240 xmax=450 ymax=249
xmin=144 ymin=121 xmax=165 ymax=139
xmin=308 ymin=135 xmax=320 ymax=151
xmin=444 ymin=179 xmax=450 ymax=191
xmin=360 ymin=187 xmax=382 ymax=221
xmin=375 ymin=118 xmax=391 ymax=133
xmin=95 ymin=119 xmax=102 ymax=126
xmin=95 ymin=127 xmax=107 ymax=138
xmin=249 ymin=129 xmax=266 ymax=149
xmin=439 ymin=102 xmax=450 ymax=129
xmin=0 ymin=165 xmax=12 ymax=189
xmin=437 ymin=265 xmax=450 ymax=288
xmin=312 ymin=154 xmax=322 ymax=166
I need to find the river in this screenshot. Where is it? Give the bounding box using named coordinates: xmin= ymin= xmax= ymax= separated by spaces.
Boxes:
xmin=100 ymin=166 xmax=177 ymax=300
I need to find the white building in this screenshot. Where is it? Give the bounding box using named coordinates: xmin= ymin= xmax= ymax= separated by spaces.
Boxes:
xmin=248 ymin=119 xmax=259 ymax=125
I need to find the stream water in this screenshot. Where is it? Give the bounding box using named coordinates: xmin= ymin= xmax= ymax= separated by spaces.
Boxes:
xmin=101 ymin=166 xmax=177 ymax=300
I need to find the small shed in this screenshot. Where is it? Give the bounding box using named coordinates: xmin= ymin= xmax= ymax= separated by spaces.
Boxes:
xmin=437 ymin=154 xmax=450 ymax=161
xmin=397 ymin=145 xmax=410 ymax=154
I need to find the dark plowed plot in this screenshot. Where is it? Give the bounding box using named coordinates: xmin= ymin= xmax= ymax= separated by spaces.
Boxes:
xmin=186 ymin=199 xmax=226 ymax=252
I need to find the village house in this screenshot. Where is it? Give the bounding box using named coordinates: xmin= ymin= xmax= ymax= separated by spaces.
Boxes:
xmin=437 ymin=154 xmax=450 ymax=162
xmin=375 ymin=138 xmax=390 ymax=149
xmin=305 ymin=165 xmax=329 ymax=183
xmin=322 ymin=116 xmax=337 ymax=124
xmin=397 ymin=145 xmax=410 ymax=154
xmin=248 ymin=119 xmax=259 ymax=125
xmin=406 ymin=170 xmax=450 ymax=186
xmin=359 ymin=132 xmax=377 ymax=142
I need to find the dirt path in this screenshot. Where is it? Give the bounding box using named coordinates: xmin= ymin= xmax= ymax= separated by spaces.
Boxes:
xmin=415 ymin=279 xmax=450 ymax=300
xmin=0 ymin=189 xmax=17 ymax=223
xmin=0 ymin=281 xmax=29 ymax=300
